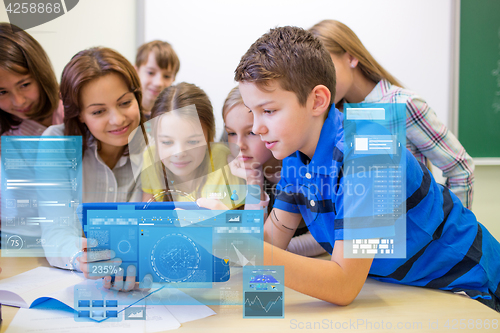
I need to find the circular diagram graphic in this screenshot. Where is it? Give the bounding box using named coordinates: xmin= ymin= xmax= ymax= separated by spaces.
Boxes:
xmin=151 ymin=233 xmax=201 ymax=283
xmin=6 ymin=235 xmax=23 ymax=250
xmin=117 ymin=240 xmax=132 ymax=254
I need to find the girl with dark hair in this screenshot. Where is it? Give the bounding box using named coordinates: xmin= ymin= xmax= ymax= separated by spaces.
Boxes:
xmin=0 ymin=23 xmax=63 ymax=248
xmin=0 ymin=23 xmax=62 ymax=137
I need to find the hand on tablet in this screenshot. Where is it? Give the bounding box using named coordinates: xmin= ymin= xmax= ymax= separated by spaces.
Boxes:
xmin=77 ymin=238 xmax=121 ymax=279
xmin=77 ymin=238 xmax=153 ymax=292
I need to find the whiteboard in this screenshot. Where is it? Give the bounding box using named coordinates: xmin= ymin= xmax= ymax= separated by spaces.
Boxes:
xmin=142 ymin=0 xmax=454 ymax=139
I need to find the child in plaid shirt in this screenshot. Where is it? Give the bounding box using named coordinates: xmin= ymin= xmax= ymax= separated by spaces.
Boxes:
xmin=309 ymin=20 xmax=474 ymax=209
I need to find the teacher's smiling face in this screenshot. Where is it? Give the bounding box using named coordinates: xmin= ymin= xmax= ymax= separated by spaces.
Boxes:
xmin=78 ymin=73 xmax=141 ymax=151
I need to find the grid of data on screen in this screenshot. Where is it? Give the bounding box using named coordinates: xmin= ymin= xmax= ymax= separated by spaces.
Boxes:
xmin=343 ymin=104 xmax=406 ymax=259
xmin=1 ymin=136 xmax=82 ymax=257
xmin=83 ymin=207 xmax=264 ymax=305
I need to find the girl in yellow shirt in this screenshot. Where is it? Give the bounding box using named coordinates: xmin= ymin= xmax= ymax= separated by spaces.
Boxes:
xmin=141 ymin=82 xmax=243 ymax=208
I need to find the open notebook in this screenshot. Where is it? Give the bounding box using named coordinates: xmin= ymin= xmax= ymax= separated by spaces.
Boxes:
xmin=0 ymin=266 xmax=215 ymax=326
xmin=0 ymin=267 xmax=83 ymax=309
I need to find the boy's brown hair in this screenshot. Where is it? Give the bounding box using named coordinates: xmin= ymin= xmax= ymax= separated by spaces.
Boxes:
xmin=136 ymin=40 xmax=180 ymax=75
xmin=234 ymin=26 xmax=336 ymax=107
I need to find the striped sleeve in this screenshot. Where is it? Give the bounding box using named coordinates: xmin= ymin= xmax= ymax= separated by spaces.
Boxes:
xmin=273 ymin=177 xmax=300 ymax=214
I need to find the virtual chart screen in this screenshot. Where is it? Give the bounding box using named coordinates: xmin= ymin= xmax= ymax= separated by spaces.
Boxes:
xmin=343 ymin=104 xmax=407 ymax=259
xmin=243 ymin=266 xmax=284 ymax=318
xmin=1 ymin=136 xmax=82 ymax=257
xmin=81 ymin=204 xmax=264 ymax=306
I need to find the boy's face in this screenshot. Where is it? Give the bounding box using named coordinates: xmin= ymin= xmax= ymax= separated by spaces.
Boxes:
xmin=239 ymin=80 xmax=317 ymax=160
xmin=136 ymin=52 xmax=176 ymax=112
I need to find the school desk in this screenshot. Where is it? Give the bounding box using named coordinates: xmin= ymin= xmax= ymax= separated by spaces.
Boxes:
xmin=1 ymin=253 xmax=499 ymax=333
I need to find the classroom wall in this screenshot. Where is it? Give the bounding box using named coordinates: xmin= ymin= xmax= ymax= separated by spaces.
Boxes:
xmin=470 ymin=166 xmax=500 ymax=240
xmin=141 ymin=0 xmax=500 ymax=240
xmin=0 ymin=0 xmax=137 ymax=81
xmin=142 ymin=0 xmax=455 ymax=139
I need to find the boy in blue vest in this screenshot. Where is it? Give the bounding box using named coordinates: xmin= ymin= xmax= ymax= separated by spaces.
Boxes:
xmin=234 ymin=26 xmax=500 ymax=310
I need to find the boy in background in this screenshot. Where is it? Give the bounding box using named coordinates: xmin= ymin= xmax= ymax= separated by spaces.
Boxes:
xmin=135 ymin=40 xmax=180 ymax=118
xmin=234 ymin=26 xmax=500 ymax=311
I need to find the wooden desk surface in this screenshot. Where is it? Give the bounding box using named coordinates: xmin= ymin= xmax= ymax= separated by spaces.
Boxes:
xmin=1 ymin=255 xmax=499 ymax=333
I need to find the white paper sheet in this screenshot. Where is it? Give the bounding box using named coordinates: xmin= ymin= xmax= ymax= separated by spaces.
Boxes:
xmin=3 ymin=267 xmax=216 ymax=332
xmin=5 ymin=302 xmax=216 ymax=333
xmin=144 ymin=305 xmax=182 ymax=332
xmin=4 ymin=306 xmax=181 ymax=333
xmin=0 ymin=267 xmax=84 ymax=308
xmin=166 ymin=304 xmax=216 ymax=324
xmin=148 ymin=288 xmax=217 ymax=323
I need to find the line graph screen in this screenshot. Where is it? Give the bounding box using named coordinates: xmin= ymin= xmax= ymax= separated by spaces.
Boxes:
xmin=244 ymin=291 xmax=283 ymax=318
xmin=243 ymin=266 xmax=284 ymax=318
